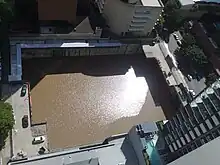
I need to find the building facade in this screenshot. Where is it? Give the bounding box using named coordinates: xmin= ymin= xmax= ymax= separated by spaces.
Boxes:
xmin=192 ymin=20 xmax=220 ymax=75
xmin=94 ymin=0 xmax=163 ymax=37
xmin=162 ymin=78 xmax=220 ymax=163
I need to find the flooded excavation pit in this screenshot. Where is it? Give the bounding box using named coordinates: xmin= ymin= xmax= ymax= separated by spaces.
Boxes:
xmin=22 ymin=55 xmax=169 ymax=150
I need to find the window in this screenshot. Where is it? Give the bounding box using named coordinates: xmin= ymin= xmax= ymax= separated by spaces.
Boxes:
xmin=186 ymin=106 xmax=198 ymax=126
xmin=192 ymin=106 xmax=203 ymax=123
xmin=200 ymin=137 xmax=207 ymax=145
xmin=173 ymin=116 xmax=180 ymax=126
xmin=177 ymin=113 xmax=183 ymax=123
xmin=187 ymin=145 xmax=192 ymax=152
xmin=182 ymin=148 xmax=188 ymax=155
xmin=178 ymin=151 xmax=184 ymax=157
xmin=181 ymin=109 xmax=189 ymax=121
xmin=208 ymin=93 xmax=220 ymax=111
xmin=168 ymin=134 xmax=174 ymax=142
xmin=212 ymin=130 xmax=220 ymax=138
xmin=176 ymin=128 xmax=182 ymax=137
xmin=170 ymin=120 xmax=175 ymax=130
xmin=195 ymin=139 xmax=202 ymax=147
xmin=202 ymin=96 xmax=215 ymax=115
xmin=165 ymin=136 xmax=170 ymax=145
xmin=184 ymin=122 xmax=191 ymax=131
xmin=191 ymin=143 xmax=197 ymax=150
xmin=212 ymin=115 xmax=220 ymax=126
xmin=180 ymin=125 xmax=187 ymax=134
xmin=206 ymin=133 xmax=214 ymax=142
xmin=197 ymin=102 xmax=209 ymax=119
xmin=189 ymin=117 xmax=197 ymax=127
xmin=172 ymin=130 xmax=178 ymax=140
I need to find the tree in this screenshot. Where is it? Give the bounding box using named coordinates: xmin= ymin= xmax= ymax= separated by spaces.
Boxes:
xmin=175 ymin=36 xmax=209 ymax=76
xmin=205 ymin=72 xmax=218 ymax=86
xmin=0 ymin=102 xmax=14 ymax=147
xmin=162 ymin=4 xmax=184 ymax=32
xmin=185 ymin=45 xmax=208 ymax=67
xmin=182 ymin=34 xmax=196 ymax=47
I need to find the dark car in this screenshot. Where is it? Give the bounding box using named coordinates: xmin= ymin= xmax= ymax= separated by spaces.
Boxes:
xmin=20 ymin=84 xmax=27 ymax=97
xmin=22 ymin=115 xmax=29 ymax=128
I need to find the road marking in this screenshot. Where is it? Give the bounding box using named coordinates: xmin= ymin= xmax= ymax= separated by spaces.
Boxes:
xmin=0 ymin=157 xmax=2 ymax=165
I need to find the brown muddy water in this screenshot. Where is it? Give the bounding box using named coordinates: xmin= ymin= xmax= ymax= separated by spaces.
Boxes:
xmin=22 ymin=55 xmax=173 ymax=150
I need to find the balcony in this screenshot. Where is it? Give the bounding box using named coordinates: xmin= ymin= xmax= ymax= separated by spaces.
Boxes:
xmin=133 ymin=13 xmax=152 ymax=19
xmin=132 ymin=19 xmax=147 ymax=23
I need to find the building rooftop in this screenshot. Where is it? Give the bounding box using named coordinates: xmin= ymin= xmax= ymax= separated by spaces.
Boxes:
xmin=140 ymin=0 xmax=163 ymax=7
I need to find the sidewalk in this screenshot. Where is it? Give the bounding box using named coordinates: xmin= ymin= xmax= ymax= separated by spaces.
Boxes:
xmin=158 ymin=41 xmax=189 ymax=90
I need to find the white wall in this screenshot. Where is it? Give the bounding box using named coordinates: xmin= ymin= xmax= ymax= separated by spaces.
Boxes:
xmin=103 ymin=0 xmax=163 ymax=36
xmin=168 ymin=137 xmax=220 ymax=165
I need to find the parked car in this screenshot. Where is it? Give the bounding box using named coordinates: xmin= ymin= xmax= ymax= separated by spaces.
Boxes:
xmin=22 ymin=115 xmax=28 ymax=128
xmin=20 ymin=84 xmax=27 ymax=97
xmin=32 ymin=136 xmax=45 ymax=144
xmin=173 ymin=33 xmax=179 ymax=40
xmin=186 ymin=74 xmax=193 ymax=81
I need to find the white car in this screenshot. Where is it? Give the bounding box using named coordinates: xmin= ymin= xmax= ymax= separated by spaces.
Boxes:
xmin=32 ymin=136 xmax=45 ymax=144
xmin=189 ymin=90 xmax=196 ymax=96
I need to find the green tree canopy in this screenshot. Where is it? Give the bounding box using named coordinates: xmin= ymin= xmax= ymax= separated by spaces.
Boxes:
xmin=162 ymin=4 xmax=184 ymax=32
xmin=185 ymin=45 xmax=208 ymax=67
xmin=182 ymin=33 xmax=196 ymax=46
xmin=205 ymin=72 xmax=218 ymax=86
xmin=0 ymin=102 xmax=14 ymax=140
xmin=0 ymin=0 xmax=13 ymax=22
xmin=175 ymin=33 xmax=209 ymax=76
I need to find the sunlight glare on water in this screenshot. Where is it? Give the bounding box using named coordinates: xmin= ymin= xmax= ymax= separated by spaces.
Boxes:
xmin=117 ymin=67 xmax=148 ymax=119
